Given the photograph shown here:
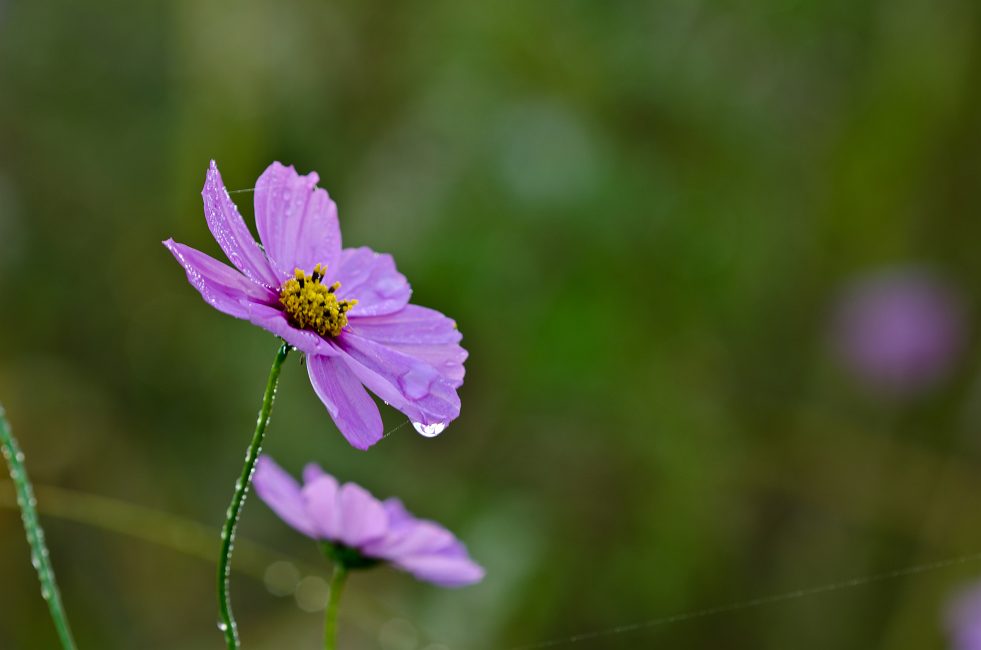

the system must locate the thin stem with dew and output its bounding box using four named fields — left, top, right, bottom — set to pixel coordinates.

left=217, top=342, right=290, bottom=649
left=0, top=405, right=77, bottom=650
